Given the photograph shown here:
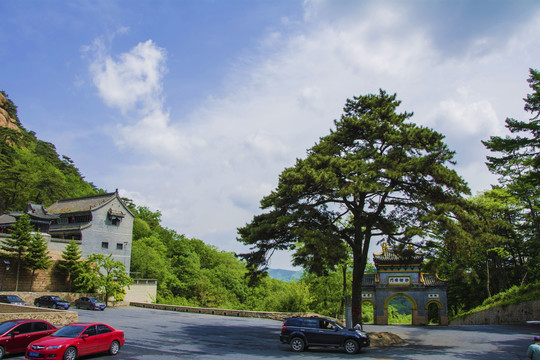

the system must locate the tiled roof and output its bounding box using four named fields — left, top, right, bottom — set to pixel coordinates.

left=46, top=193, right=116, bottom=214
left=373, top=248, right=424, bottom=266
left=24, top=203, right=58, bottom=220
left=25, top=203, right=47, bottom=216
left=0, top=214, right=16, bottom=225
left=422, top=274, right=447, bottom=287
